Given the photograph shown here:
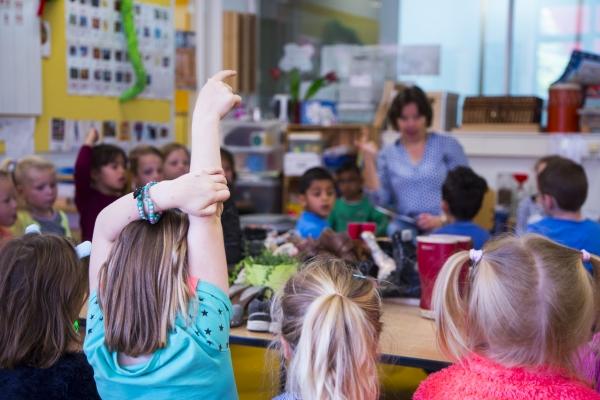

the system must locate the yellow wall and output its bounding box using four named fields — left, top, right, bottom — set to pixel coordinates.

left=37, top=0, right=173, bottom=152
